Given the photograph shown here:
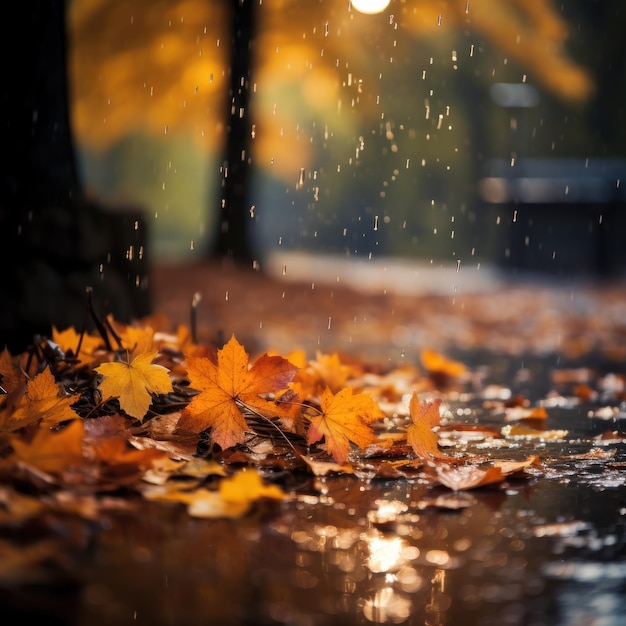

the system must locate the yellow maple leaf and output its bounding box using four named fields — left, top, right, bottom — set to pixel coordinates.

left=95, top=351, right=174, bottom=420
left=177, top=334, right=299, bottom=450
left=11, top=420, right=85, bottom=475
left=406, top=393, right=448, bottom=460
left=307, top=386, right=384, bottom=464
left=9, top=367, right=80, bottom=428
